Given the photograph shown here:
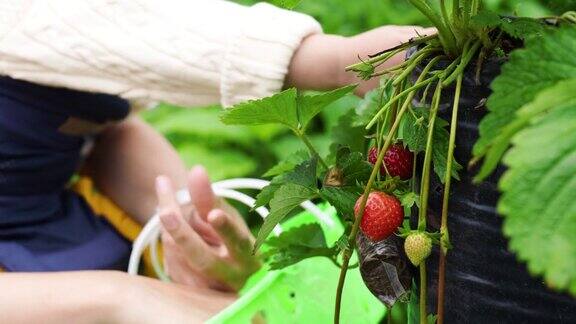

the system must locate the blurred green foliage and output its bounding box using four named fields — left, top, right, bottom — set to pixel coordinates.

left=141, top=0, right=551, bottom=181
